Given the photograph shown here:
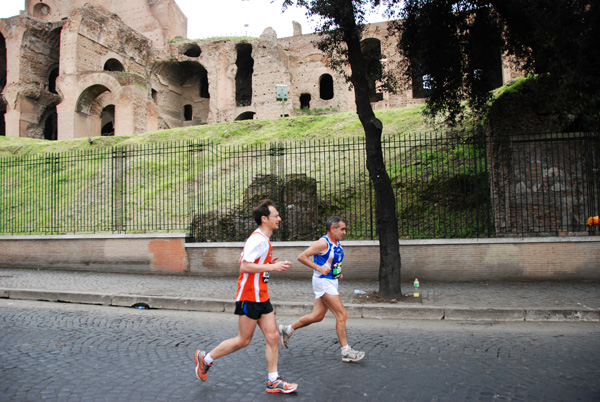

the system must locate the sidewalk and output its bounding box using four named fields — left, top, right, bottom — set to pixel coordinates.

left=1, top=268, right=599, bottom=322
